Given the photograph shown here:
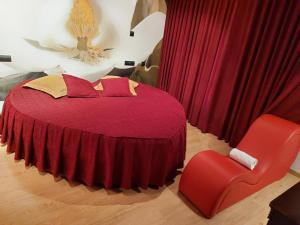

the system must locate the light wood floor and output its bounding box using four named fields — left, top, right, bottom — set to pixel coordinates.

left=0, top=124, right=299, bottom=225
